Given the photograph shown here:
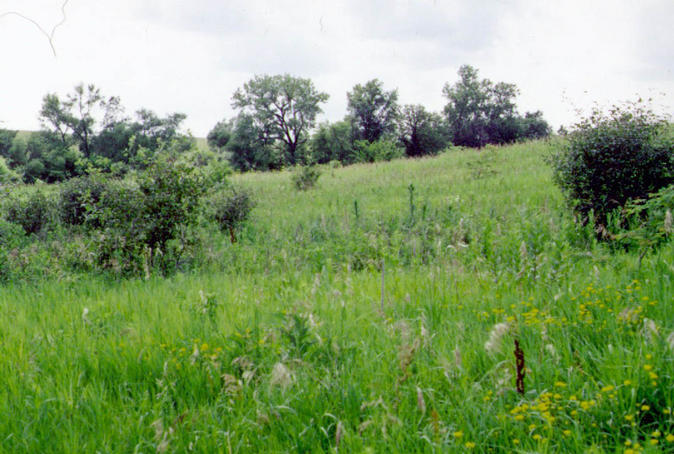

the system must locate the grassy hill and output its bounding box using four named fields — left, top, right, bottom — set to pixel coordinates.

left=0, top=141, right=672, bottom=452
